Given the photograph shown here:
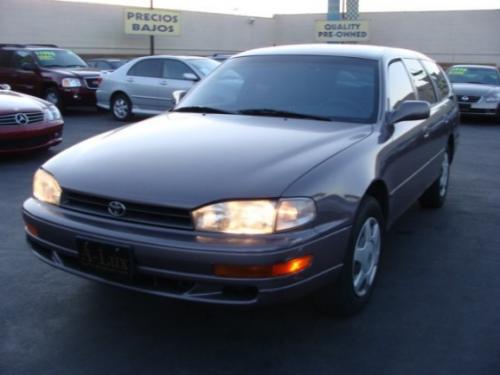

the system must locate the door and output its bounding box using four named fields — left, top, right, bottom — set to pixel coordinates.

left=124, top=58, right=165, bottom=112
left=156, top=59, right=198, bottom=110
left=10, top=51, right=39, bottom=96
left=379, top=59, right=433, bottom=221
